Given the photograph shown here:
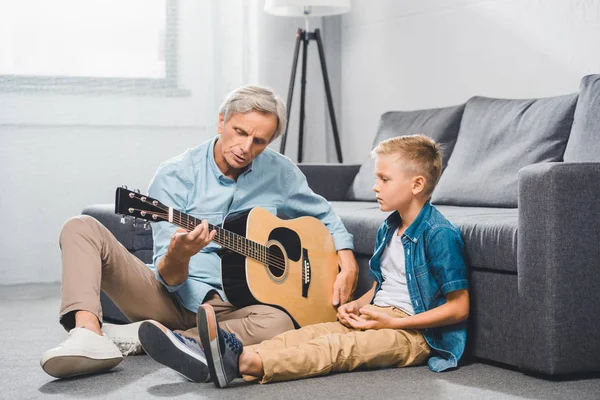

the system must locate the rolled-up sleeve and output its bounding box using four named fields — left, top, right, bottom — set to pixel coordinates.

left=281, top=164, right=354, bottom=251
left=147, top=162, right=191, bottom=292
